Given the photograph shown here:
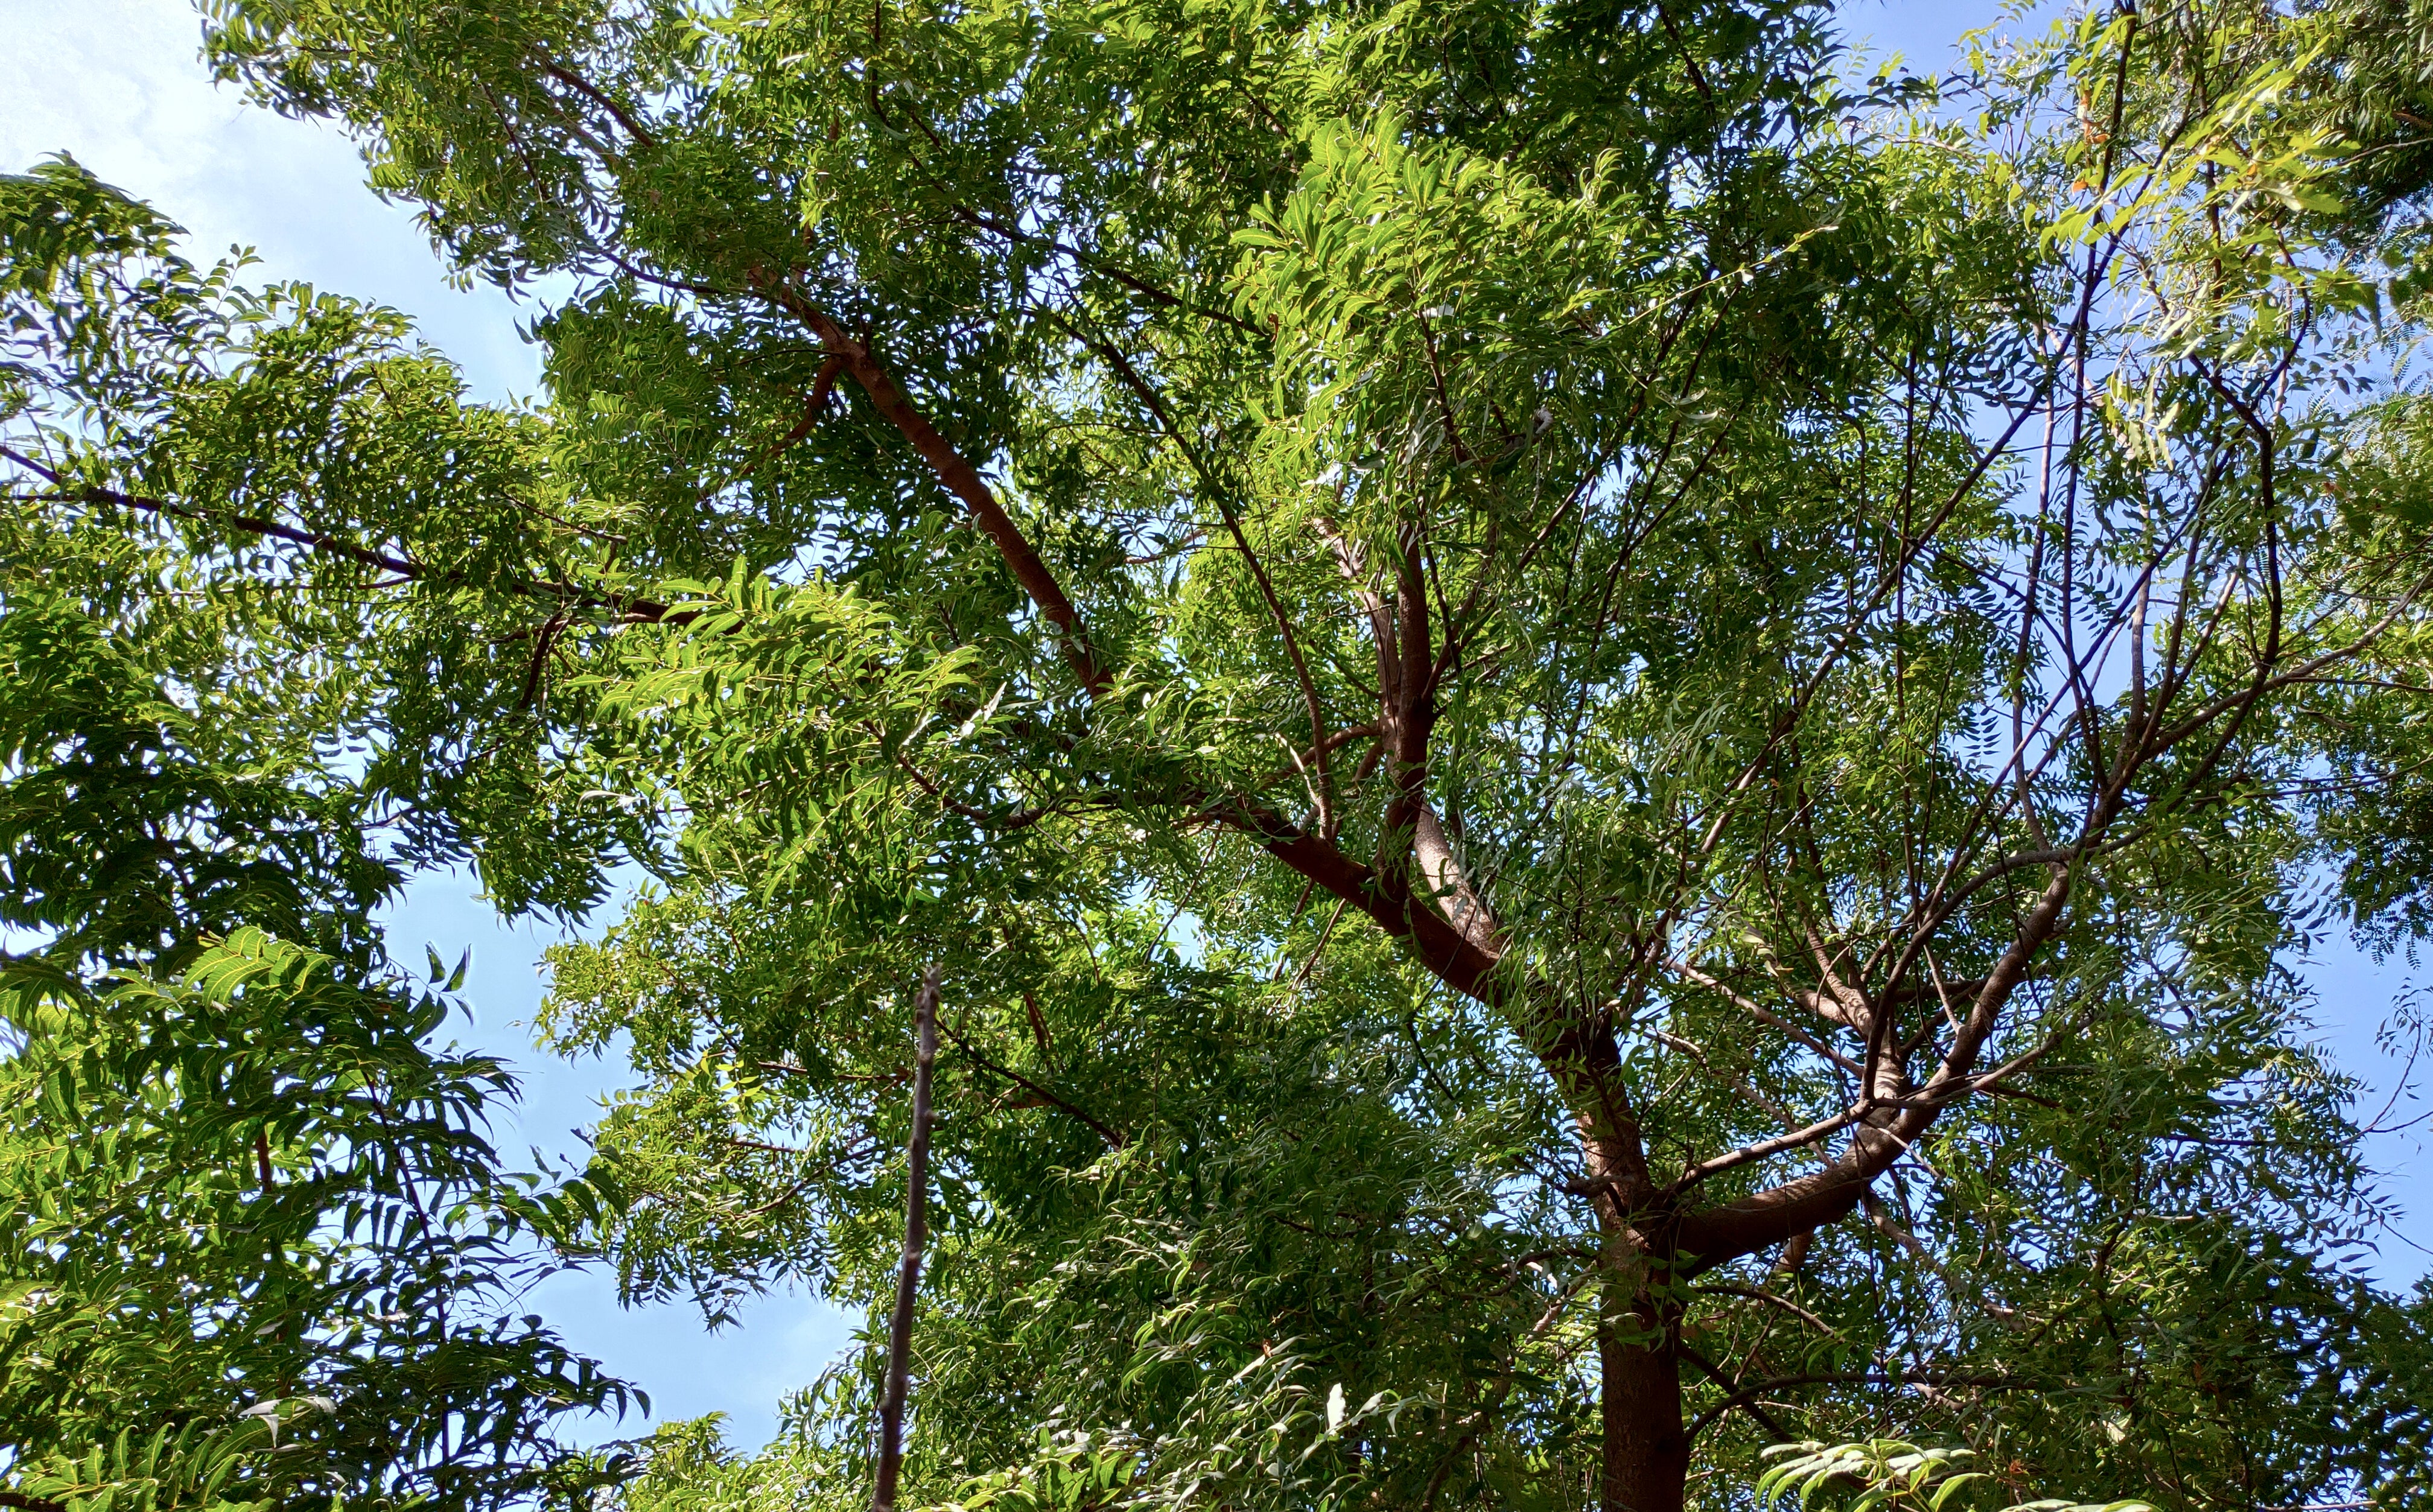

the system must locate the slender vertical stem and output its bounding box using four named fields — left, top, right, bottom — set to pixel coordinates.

left=874, top=965, right=941, bottom=1512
